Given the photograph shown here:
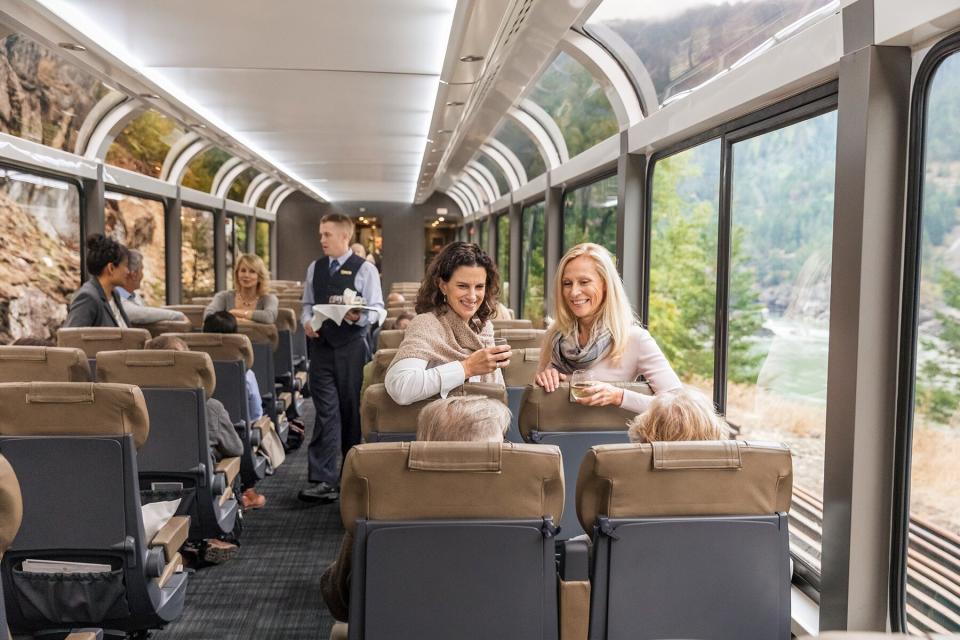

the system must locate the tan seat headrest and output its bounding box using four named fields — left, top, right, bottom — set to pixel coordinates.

left=56, top=327, right=151, bottom=358
left=361, top=382, right=508, bottom=440
left=0, top=346, right=91, bottom=382
left=340, top=441, right=564, bottom=534
left=96, top=350, right=216, bottom=397
left=493, top=329, right=545, bottom=348
left=518, top=382, right=652, bottom=439
left=491, top=319, right=534, bottom=330
left=0, top=454, right=23, bottom=555
left=237, top=321, right=279, bottom=350
left=368, top=349, right=397, bottom=386
left=162, top=305, right=206, bottom=330
left=576, top=440, right=793, bottom=533
left=377, top=330, right=405, bottom=350
left=0, top=382, right=150, bottom=449
left=275, top=308, right=297, bottom=332
left=386, top=306, right=415, bottom=318
left=502, top=348, right=540, bottom=387
left=132, top=319, right=194, bottom=338
left=380, top=318, right=397, bottom=331
left=152, top=333, right=254, bottom=369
